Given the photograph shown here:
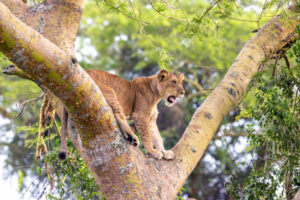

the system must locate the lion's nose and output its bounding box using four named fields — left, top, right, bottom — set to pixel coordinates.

left=180, top=91, right=185, bottom=95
